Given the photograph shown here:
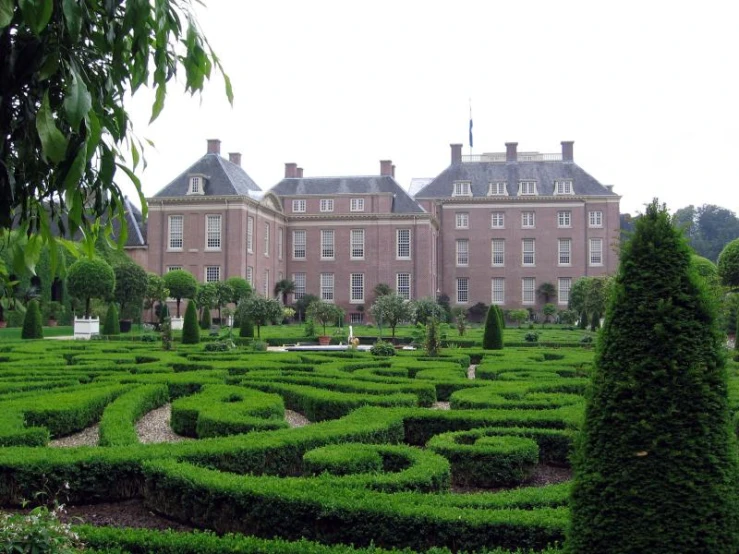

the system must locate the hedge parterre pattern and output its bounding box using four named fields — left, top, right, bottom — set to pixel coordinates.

left=1, top=340, right=736, bottom=553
